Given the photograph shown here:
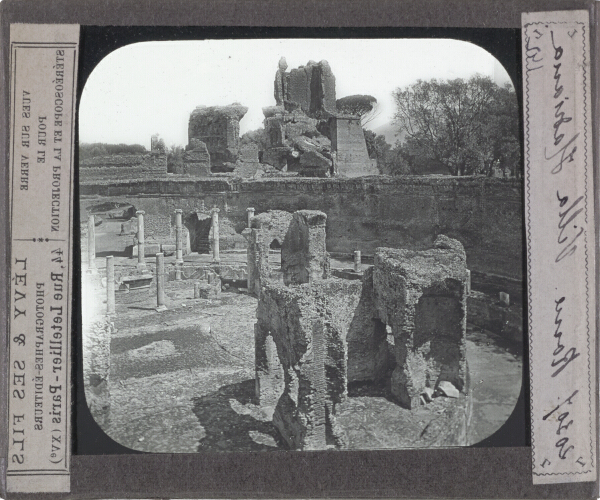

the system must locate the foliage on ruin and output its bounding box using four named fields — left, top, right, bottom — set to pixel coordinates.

left=336, top=95, right=379, bottom=125
left=392, top=76, right=520, bottom=177
left=241, top=128, right=269, bottom=152
left=166, top=145, right=185, bottom=174
left=363, top=130, right=391, bottom=173
left=79, top=142, right=148, bottom=160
